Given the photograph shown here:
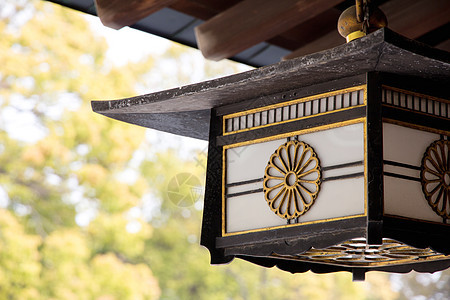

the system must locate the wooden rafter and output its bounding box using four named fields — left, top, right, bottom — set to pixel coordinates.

left=194, top=0, right=345, bottom=61
left=94, top=0, right=177, bottom=29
